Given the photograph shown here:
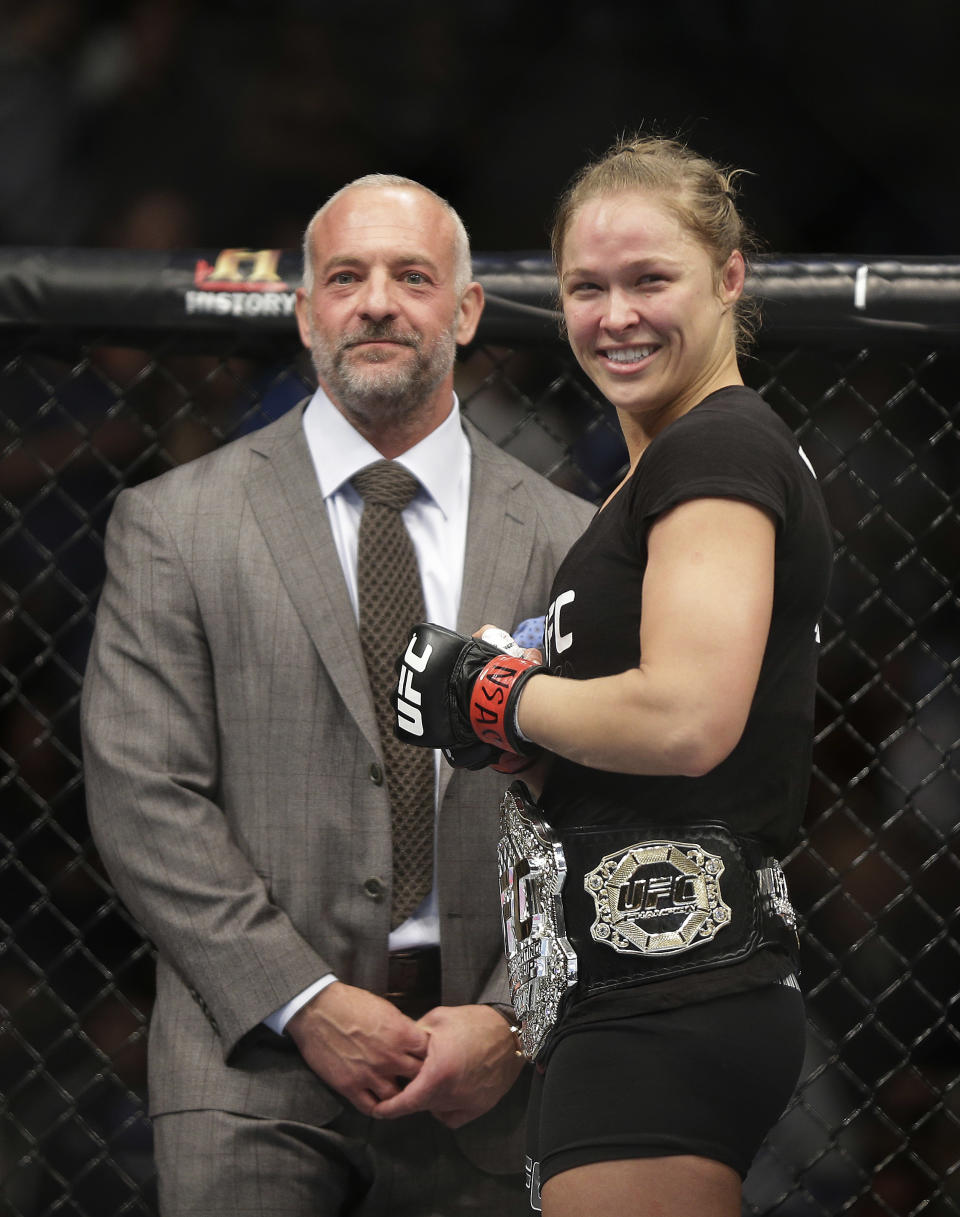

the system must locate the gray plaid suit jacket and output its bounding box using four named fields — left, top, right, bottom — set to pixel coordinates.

left=80, top=403, right=592, bottom=1170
